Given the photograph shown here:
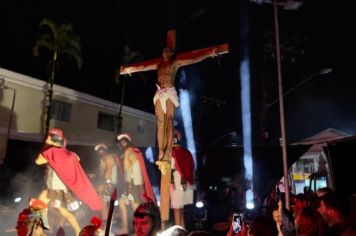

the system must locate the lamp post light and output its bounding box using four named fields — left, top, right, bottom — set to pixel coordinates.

left=271, top=1, right=334, bottom=210
left=267, top=68, right=333, bottom=108
left=251, top=0, right=320, bottom=209
left=271, top=0, right=294, bottom=210
left=0, top=78, right=17, bottom=166
left=248, top=0, right=300, bottom=210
